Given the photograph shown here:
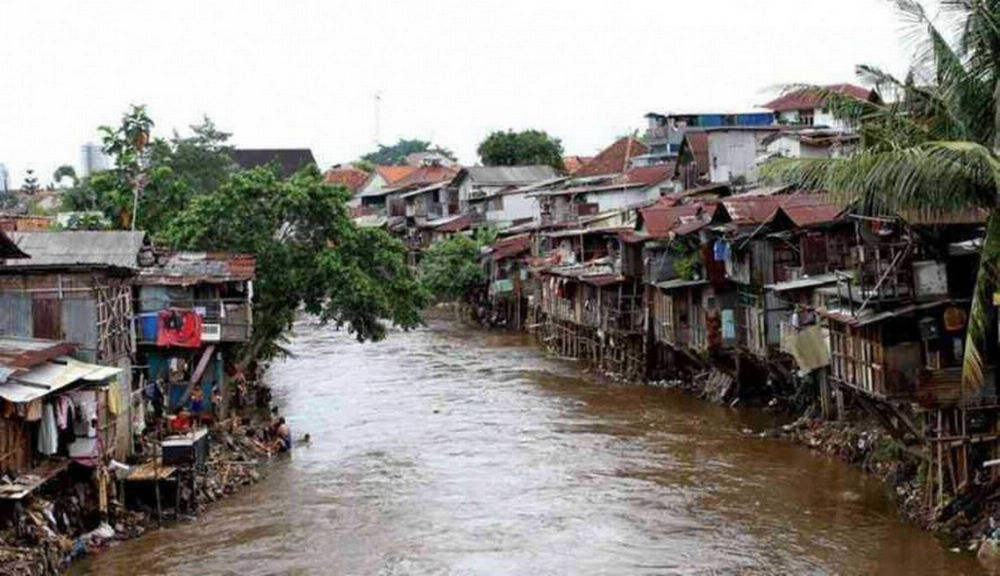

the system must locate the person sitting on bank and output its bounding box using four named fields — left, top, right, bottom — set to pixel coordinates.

left=272, top=417, right=291, bottom=453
